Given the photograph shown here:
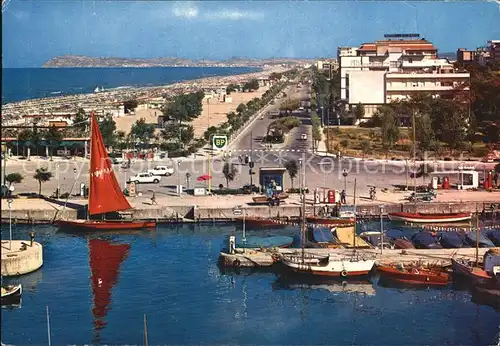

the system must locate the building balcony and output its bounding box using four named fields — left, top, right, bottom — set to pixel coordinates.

left=386, top=84, right=470, bottom=92
left=386, top=73, right=470, bottom=79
